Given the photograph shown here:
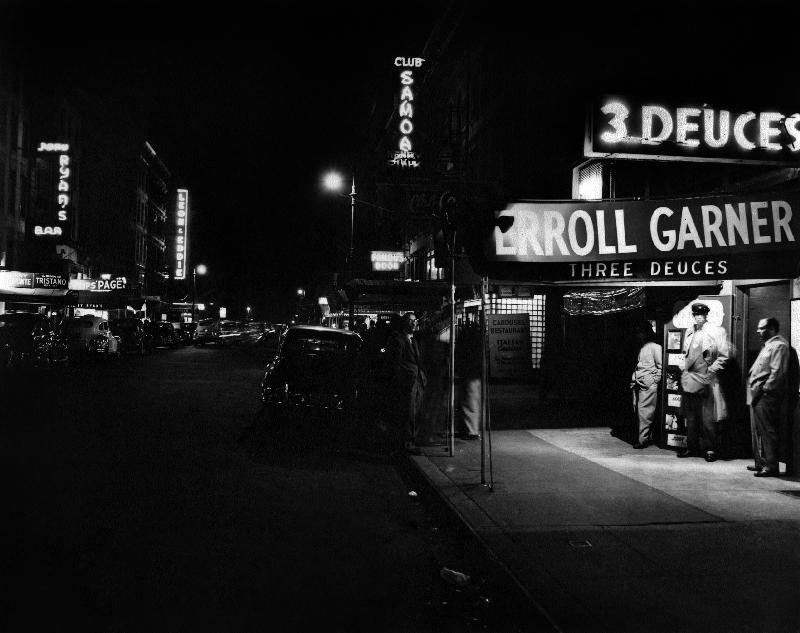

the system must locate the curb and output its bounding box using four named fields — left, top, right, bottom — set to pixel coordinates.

left=396, top=451, right=566, bottom=633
